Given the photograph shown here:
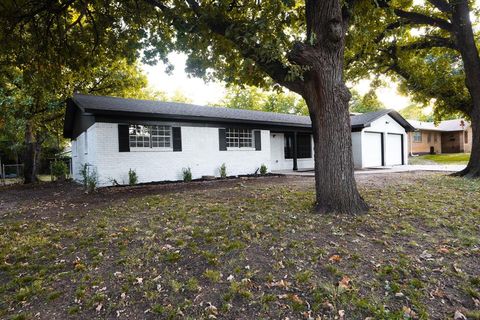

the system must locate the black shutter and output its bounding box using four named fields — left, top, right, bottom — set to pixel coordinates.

left=254, top=130, right=261, bottom=151
left=172, top=127, right=182, bottom=151
left=118, top=124, right=130, bottom=152
left=219, top=128, right=227, bottom=151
